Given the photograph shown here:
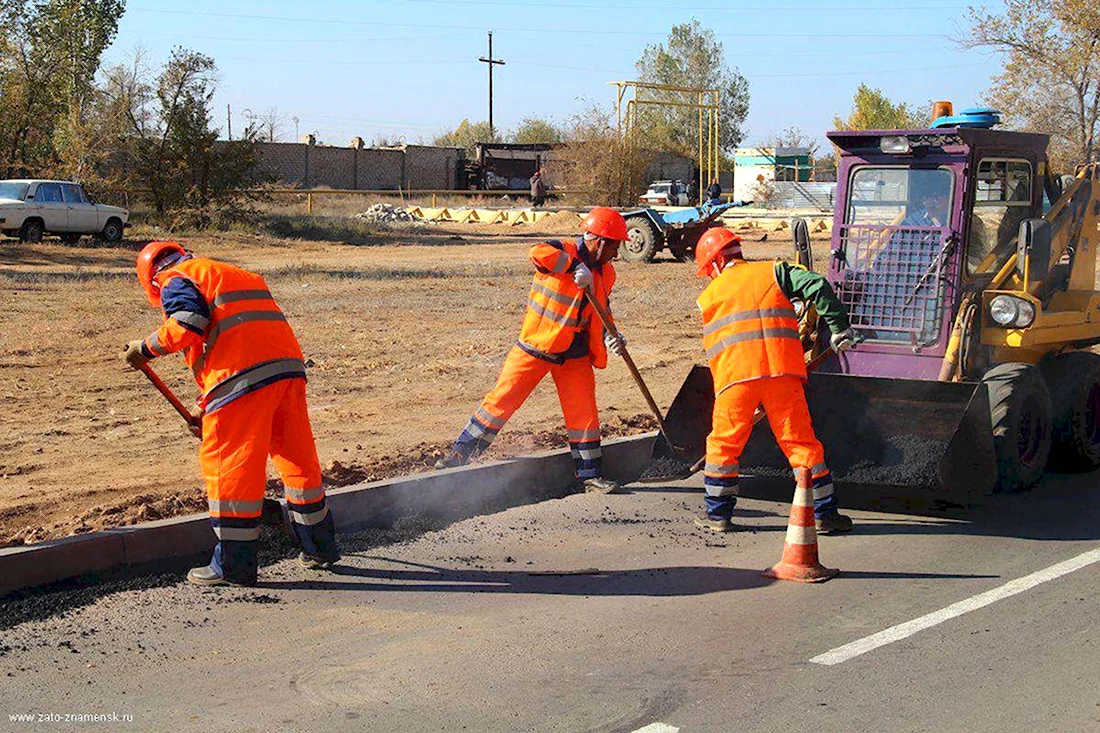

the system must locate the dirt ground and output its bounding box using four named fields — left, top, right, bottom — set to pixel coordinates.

left=0, top=219, right=808, bottom=546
